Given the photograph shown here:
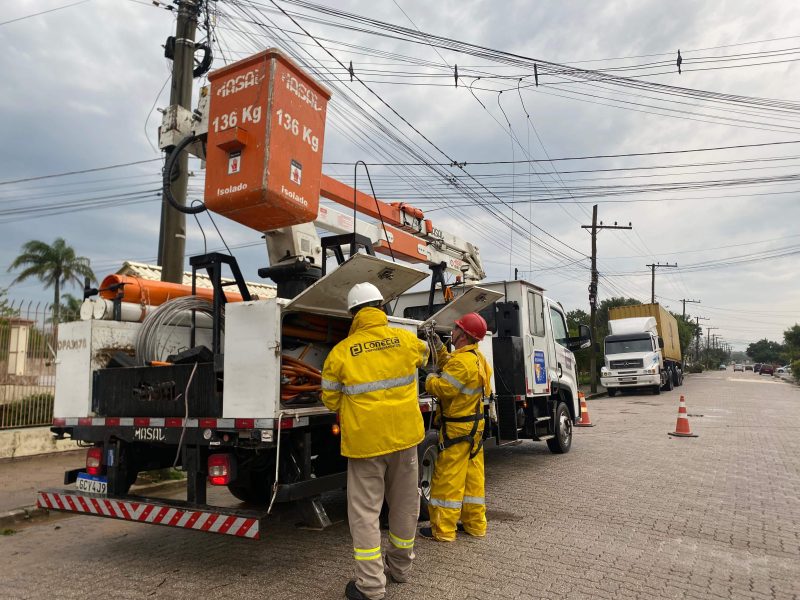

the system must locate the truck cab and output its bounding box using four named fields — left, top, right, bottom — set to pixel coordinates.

left=394, top=279, right=591, bottom=452
left=600, top=317, right=664, bottom=395
left=600, top=309, right=683, bottom=396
